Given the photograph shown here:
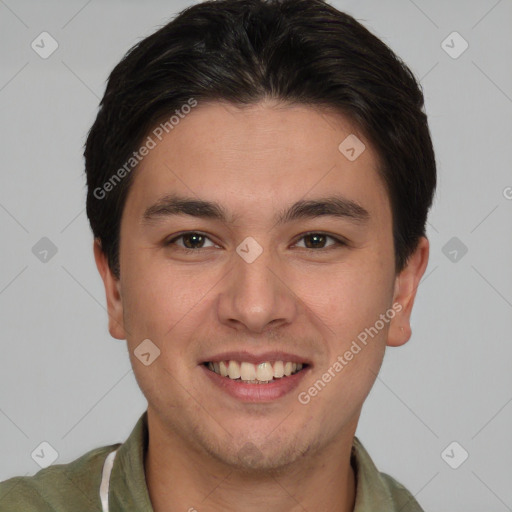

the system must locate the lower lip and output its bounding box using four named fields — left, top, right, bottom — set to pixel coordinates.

left=201, top=364, right=309, bottom=402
